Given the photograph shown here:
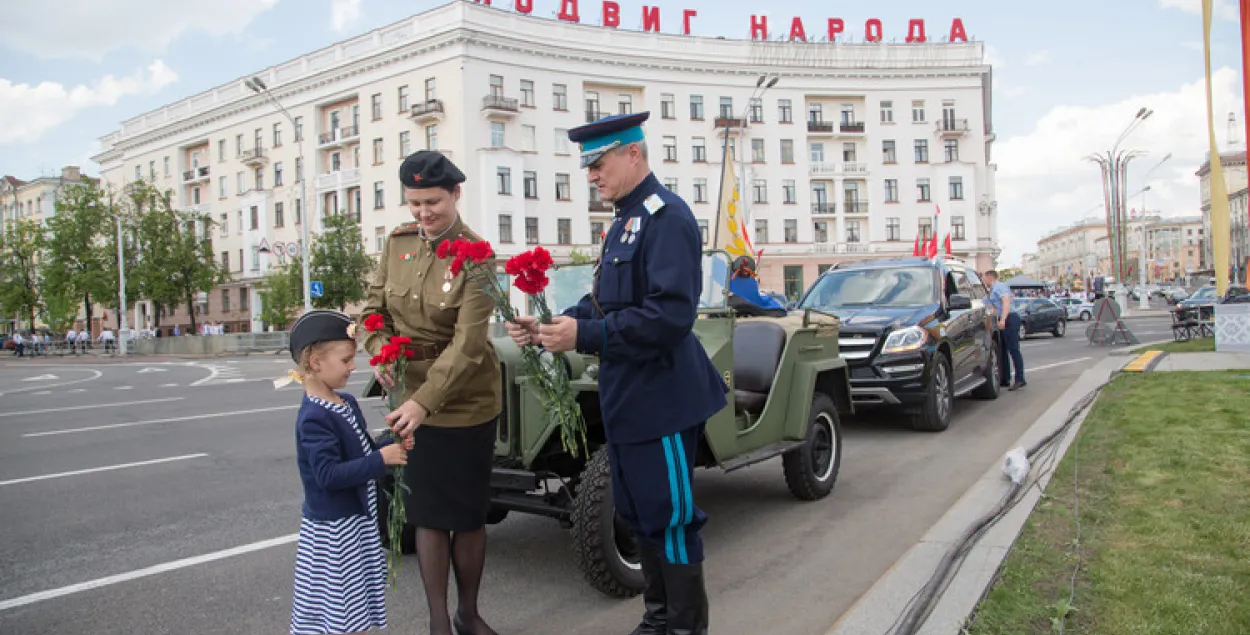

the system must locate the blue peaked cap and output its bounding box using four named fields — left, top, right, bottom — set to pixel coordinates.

left=567, top=112, right=650, bottom=168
